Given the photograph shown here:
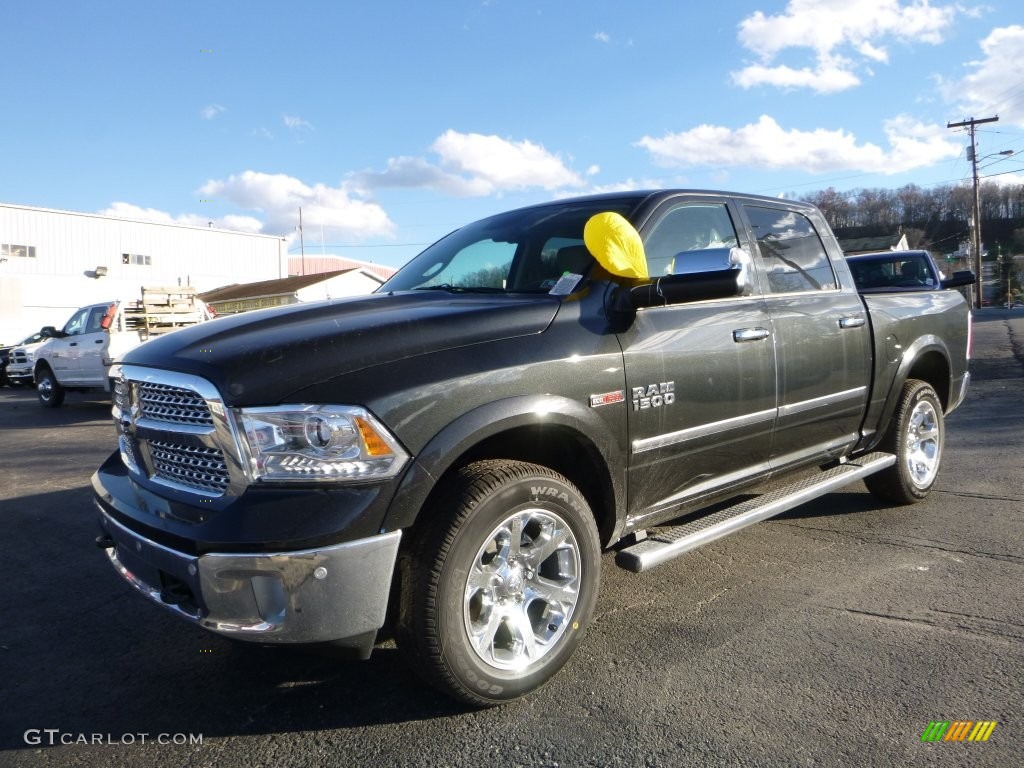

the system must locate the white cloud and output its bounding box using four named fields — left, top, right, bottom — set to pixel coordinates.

left=982, top=171, right=1024, bottom=187
left=252, top=127, right=274, bottom=140
left=583, top=178, right=676, bottom=195
left=98, top=202, right=263, bottom=233
left=636, top=114, right=960, bottom=174
left=352, top=130, right=586, bottom=196
left=732, top=0, right=961, bottom=92
left=594, top=31, right=610, bottom=43
left=199, top=171, right=394, bottom=239
left=586, top=164, right=600, bottom=176
left=949, top=25, right=1024, bottom=127
left=200, top=104, right=226, bottom=120
left=731, top=60, right=860, bottom=93
left=283, top=114, right=314, bottom=131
